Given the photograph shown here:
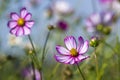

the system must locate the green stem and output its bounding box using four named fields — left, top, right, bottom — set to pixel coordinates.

left=76, top=63, right=86, bottom=80
left=94, top=47, right=99, bottom=80
left=31, top=60, right=36, bottom=80
left=41, top=31, right=50, bottom=65
left=28, top=35, right=37, bottom=55
left=28, top=35, right=42, bottom=80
